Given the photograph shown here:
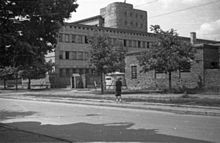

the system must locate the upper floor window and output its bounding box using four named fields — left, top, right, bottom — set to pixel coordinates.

left=147, top=42, right=150, bottom=48
left=128, top=40, right=132, bottom=47
left=84, top=36, right=88, bottom=43
left=77, top=35, right=83, bottom=43
left=140, top=23, right=143, bottom=28
left=140, top=15, right=143, bottom=19
left=65, top=51, right=69, bottom=59
left=59, top=33, right=63, bottom=42
left=77, top=51, right=83, bottom=60
left=71, top=34, right=76, bottom=43
left=72, top=51, right=77, bottom=60
left=59, top=51, right=63, bottom=59
left=123, top=39, right=127, bottom=47
left=138, top=41, right=141, bottom=48
left=65, top=34, right=69, bottom=42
